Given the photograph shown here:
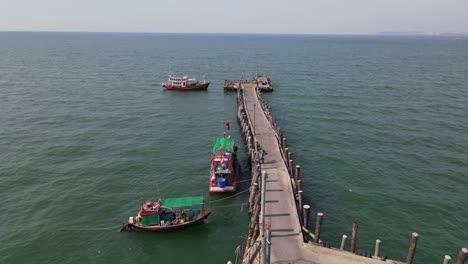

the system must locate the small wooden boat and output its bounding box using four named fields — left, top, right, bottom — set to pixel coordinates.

left=209, top=133, right=240, bottom=193
left=120, top=196, right=211, bottom=232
